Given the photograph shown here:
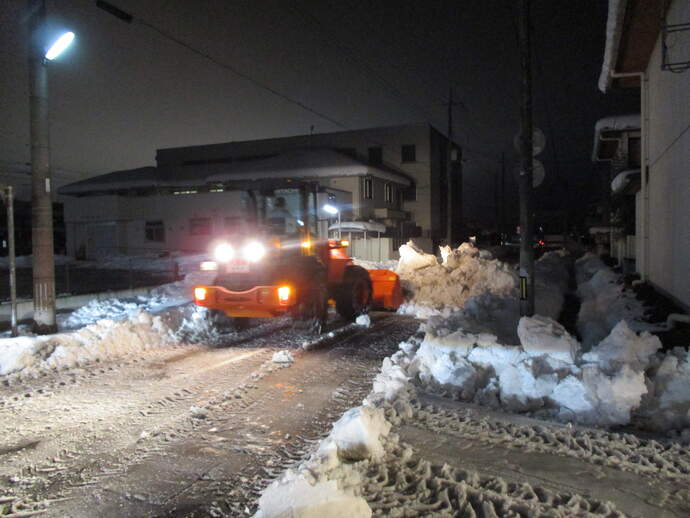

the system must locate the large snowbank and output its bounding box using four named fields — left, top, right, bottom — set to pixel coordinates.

left=395, top=242, right=517, bottom=313
left=407, top=312, right=689, bottom=429
left=0, top=310, right=175, bottom=377
left=575, top=253, right=647, bottom=348
left=394, top=243, right=571, bottom=336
